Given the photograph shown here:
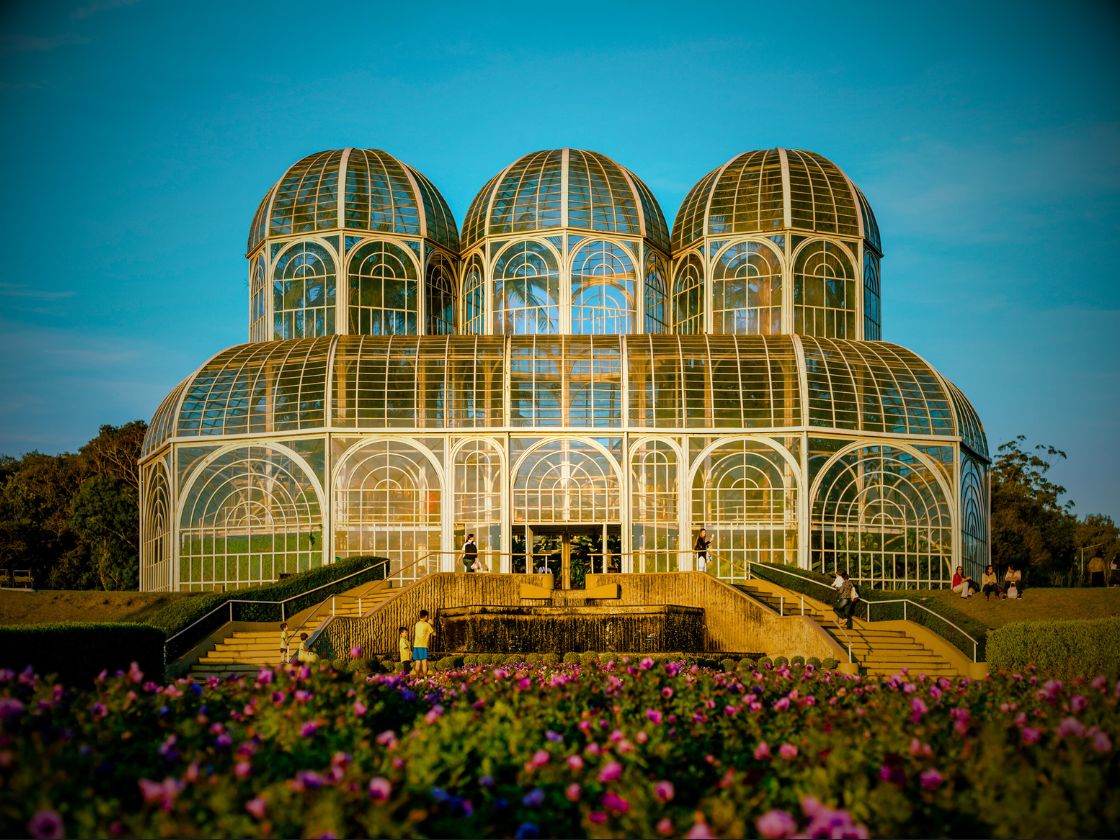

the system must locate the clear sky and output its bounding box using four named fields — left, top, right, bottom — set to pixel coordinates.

left=1, top=0, right=1117, bottom=519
